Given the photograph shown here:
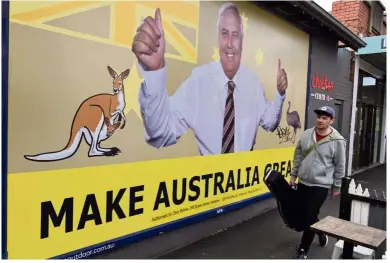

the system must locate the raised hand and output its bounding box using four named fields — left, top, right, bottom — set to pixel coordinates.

left=277, top=59, right=288, bottom=96
left=132, top=8, right=165, bottom=71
